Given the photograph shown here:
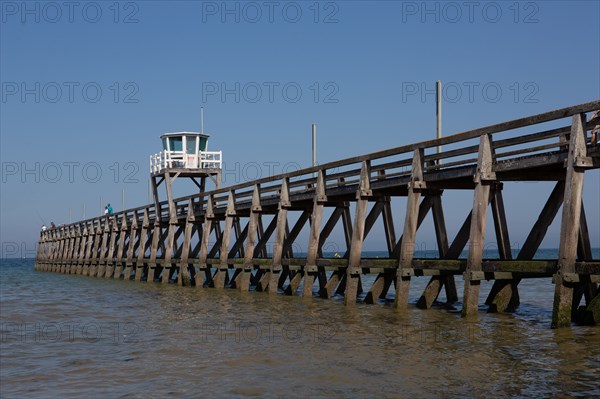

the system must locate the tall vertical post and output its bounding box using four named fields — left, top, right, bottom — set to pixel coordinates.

left=178, top=199, right=195, bottom=286
left=124, top=212, right=139, bottom=280
left=462, top=134, right=495, bottom=317
left=436, top=80, right=442, bottom=155
left=76, top=224, right=86, bottom=274
left=269, top=181, right=289, bottom=293
left=198, top=194, right=215, bottom=288
left=395, top=149, right=425, bottom=308
left=105, top=217, right=119, bottom=278
left=135, top=210, right=150, bottom=281
left=303, top=170, right=327, bottom=297
left=344, top=161, right=372, bottom=305
left=312, top=123, right=317, bottom=170
left=215, top=191, right=236, bottom=288
left=113, top=214, right=128, bottom=279
left=83, top=221, right=94, bottom=276
left=241, top=185, right=263, bottom=291
left=552, top=114, right=587, bottom=328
